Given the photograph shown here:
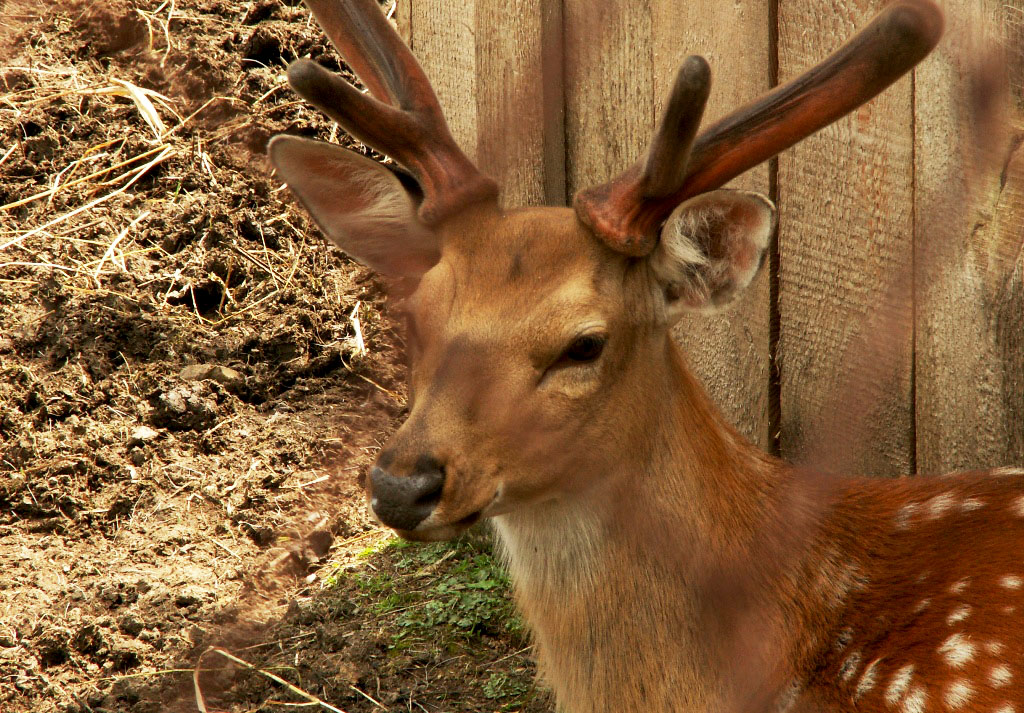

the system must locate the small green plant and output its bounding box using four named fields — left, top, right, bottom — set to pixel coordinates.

left=327, top=529, right=524, bottom=650
left=307, top=529, right=541, bottom=710
left=483, top=671, right=532, bottom=701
